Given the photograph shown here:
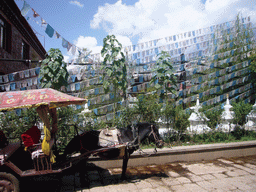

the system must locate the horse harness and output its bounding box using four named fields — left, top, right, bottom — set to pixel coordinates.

left=76, top=124, right=163, bottom=157
left=148, top=125, right=163, bottom=147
